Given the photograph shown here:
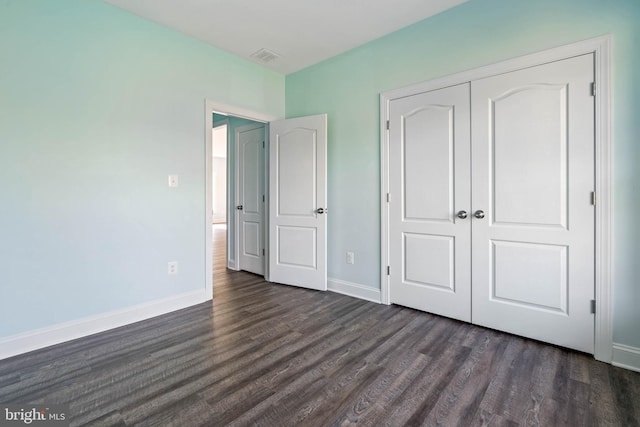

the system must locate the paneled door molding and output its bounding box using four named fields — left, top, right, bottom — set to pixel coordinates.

left=380, top=35, right=612, bottom=362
